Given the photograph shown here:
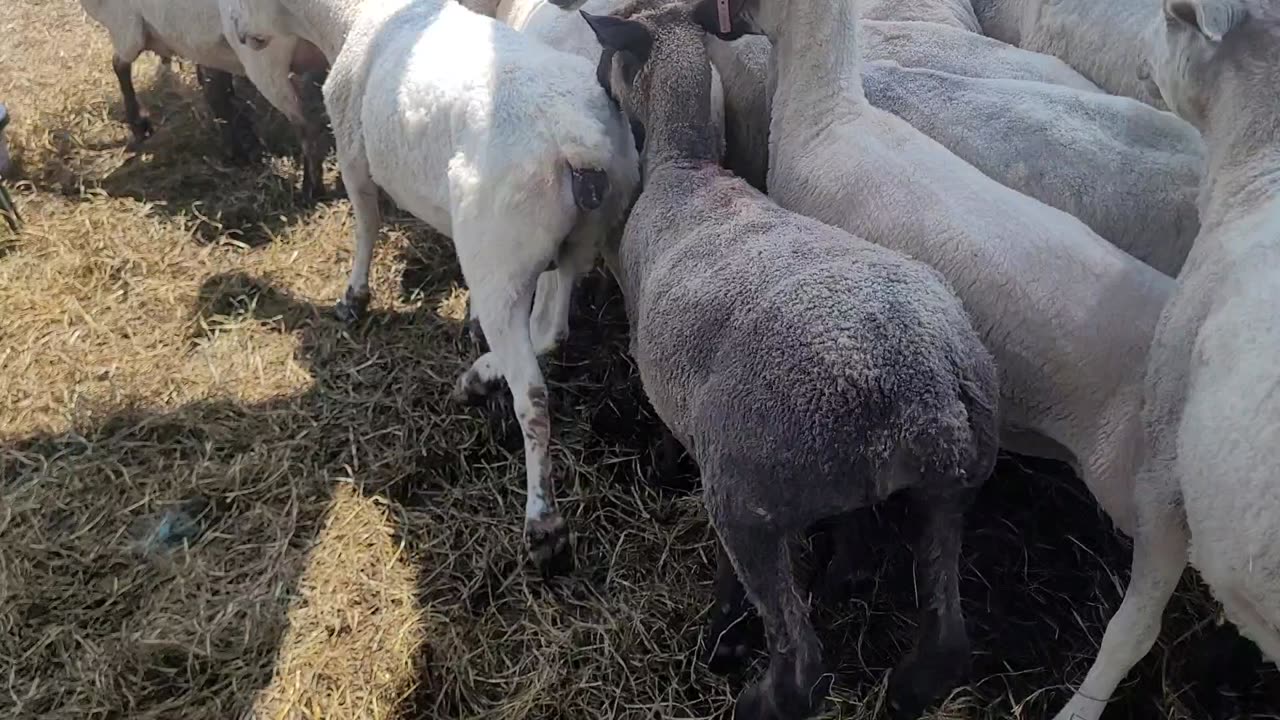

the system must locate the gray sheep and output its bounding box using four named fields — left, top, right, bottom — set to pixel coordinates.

left=579, top=4, right=1001, bottom=718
